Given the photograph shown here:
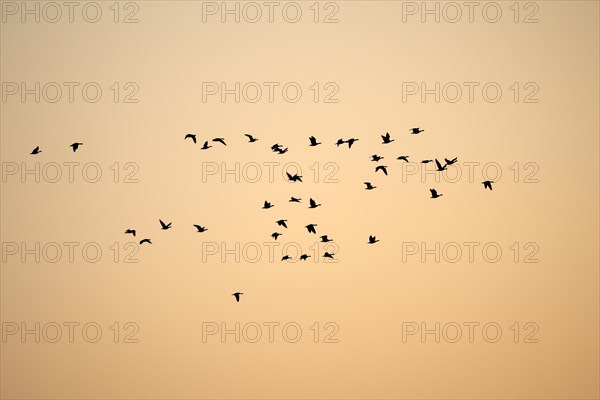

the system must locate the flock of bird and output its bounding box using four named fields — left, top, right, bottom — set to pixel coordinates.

left=28, top=128, right=495, bottom=302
